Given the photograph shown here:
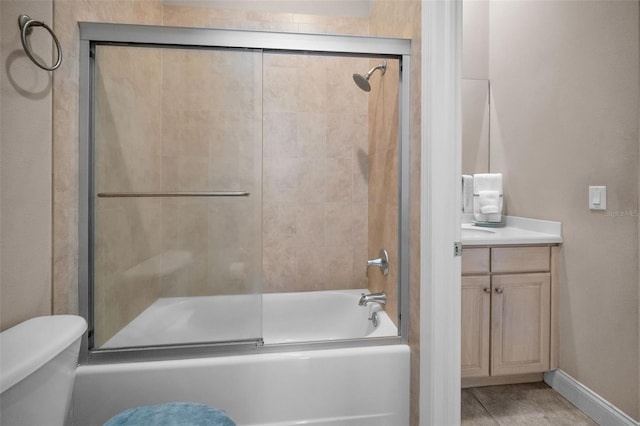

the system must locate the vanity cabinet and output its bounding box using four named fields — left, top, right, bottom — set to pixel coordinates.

left=461, top=275, right=491, bottom=377
left=461, top=246, right=557, bottom=384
